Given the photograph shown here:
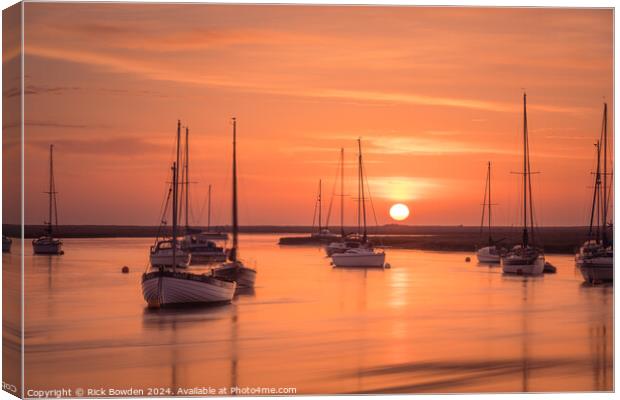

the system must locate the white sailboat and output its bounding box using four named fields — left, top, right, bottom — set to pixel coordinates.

left=178, top=128, right=228, bottom=263
left=278, top=177, right=339, bottom=245
left=310, top=180, right=340, bottom=241
left=142, top=120, right=236, bottom=308
left=576, top=103, right=613, bottom=283
left=476, top=162, right=502, bottom=263
left=325, top=148, right=370, bottom=256
left=501, top=93, right=545, bottom=275
left=200, top=184, right=229, bottom=241
left=33, top=144, right=64, bottom=255
left=331, top=139, right=385, bottom=268
left=213, top=118, right=257, bottom=288
left=149, top=121, right=191, bottom=269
